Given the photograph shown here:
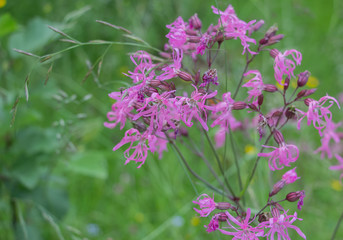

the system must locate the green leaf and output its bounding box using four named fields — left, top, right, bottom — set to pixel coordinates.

left=68, top=151, right=108, bottom=179
left=0, top=13, right=18, bottom=37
